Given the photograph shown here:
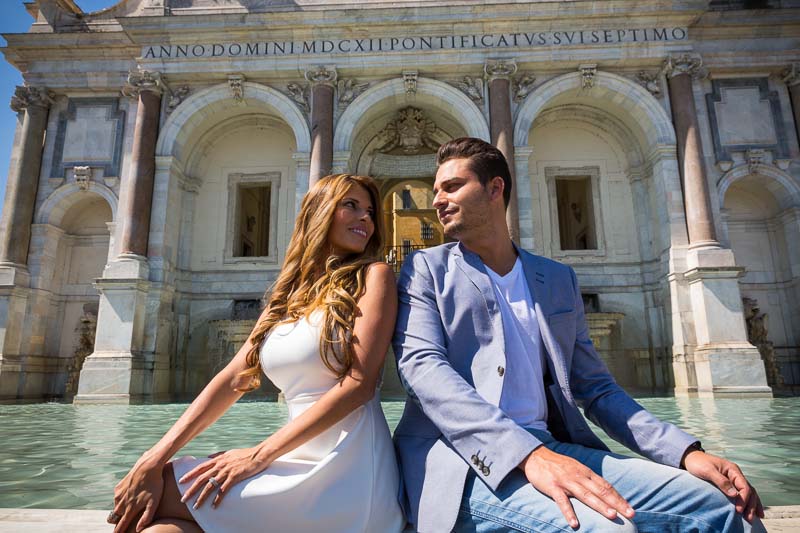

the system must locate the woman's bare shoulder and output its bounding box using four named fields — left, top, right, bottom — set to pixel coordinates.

left=364, top=260, right=395, bottom=286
